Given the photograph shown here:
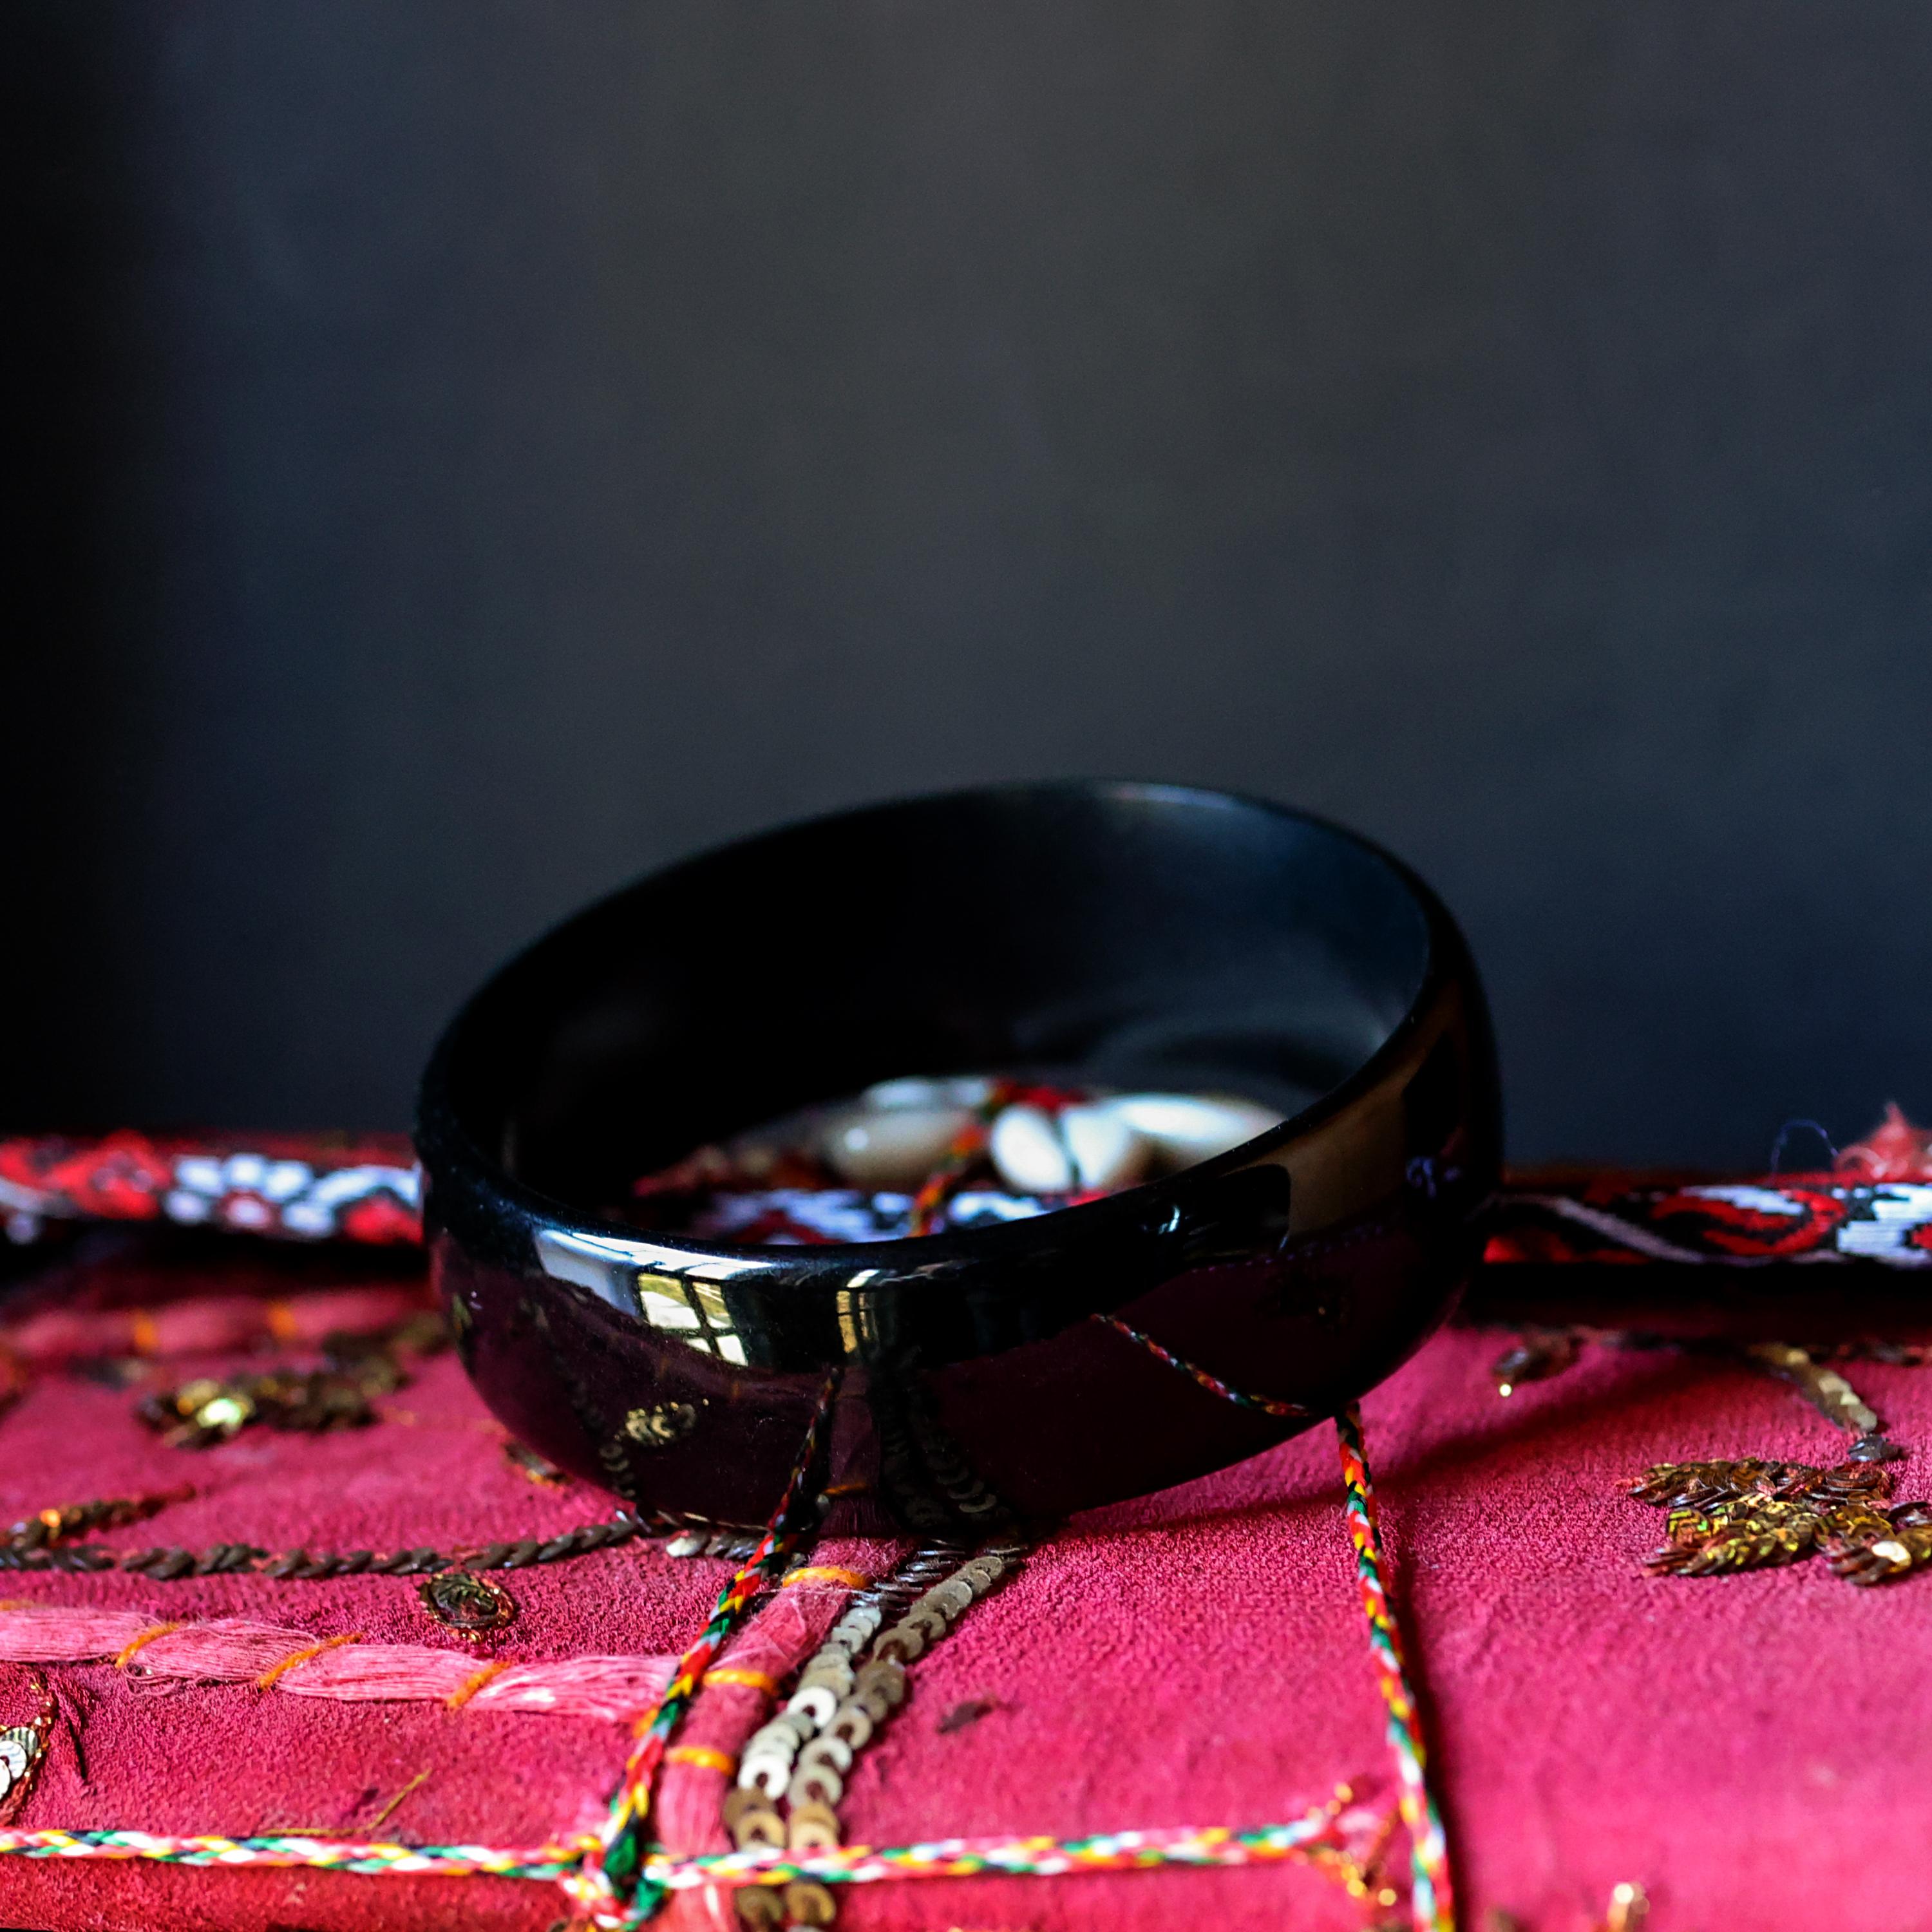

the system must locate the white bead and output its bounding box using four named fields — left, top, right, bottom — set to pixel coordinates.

left=988, top=1104, right=1075, bottom=1193
left=1103, top=1094, right=1282, bottom=1170
left=821, top=1106, right=972, bottom=1188
left=739, top=1748, right=793, bottom=1799
left=1058, top=1104, right=1151, bottom=1191
left=785, top=1682, right=842, bottom=1727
